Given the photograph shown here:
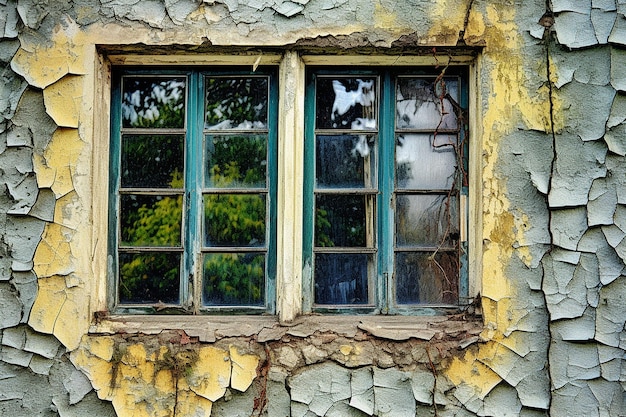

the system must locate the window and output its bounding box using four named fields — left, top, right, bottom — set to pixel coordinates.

left=303, top=68, right=469, bottom=314
left=108, top=68, right=277, bottom=314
